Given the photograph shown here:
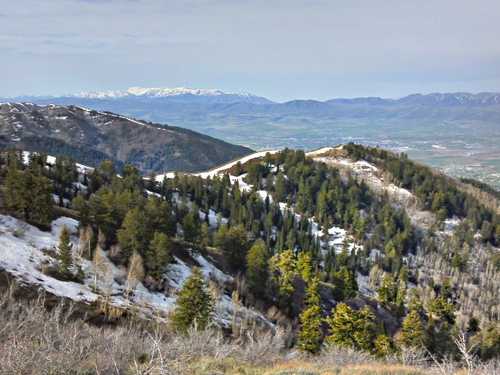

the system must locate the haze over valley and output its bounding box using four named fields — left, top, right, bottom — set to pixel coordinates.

left=8, top=89, right=500, bottom=189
